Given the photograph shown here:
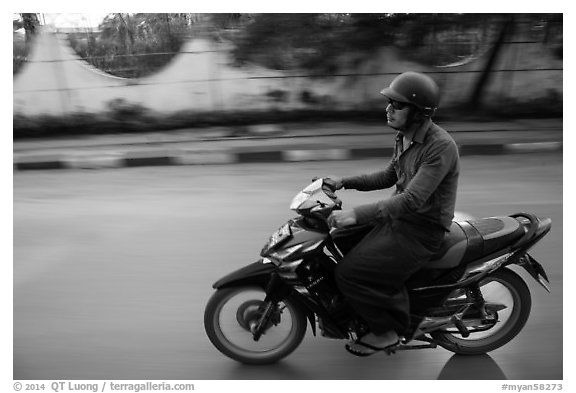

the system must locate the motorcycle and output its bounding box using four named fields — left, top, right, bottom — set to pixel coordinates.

left=204, top=178, right=551, bottom=364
